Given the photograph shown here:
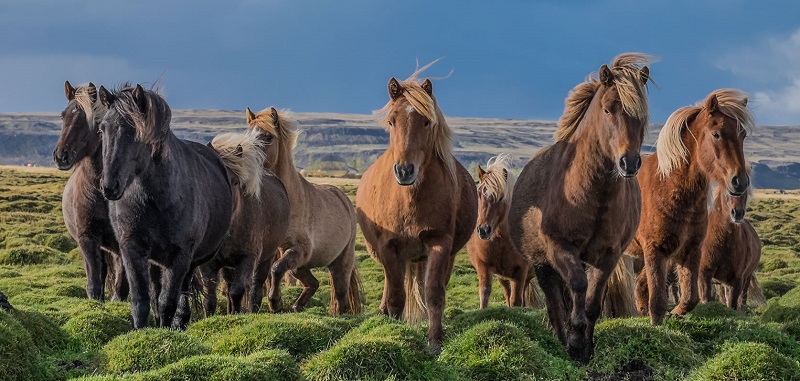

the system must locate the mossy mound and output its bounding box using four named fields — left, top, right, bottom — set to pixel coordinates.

left=715, top=320, right=800, bottom=360
left=759, top=298, right=800, bottom=323
left=211, top=312, right=353, bottom=359
left=760, top=277, right=796, bottom=299
left=63, top=308, right=132, bottom=351
left=687, top=342, right=800, bottom=381
left=43, top=234, right=77, bottom=253
left=0, top=245, right=68, bottom=265
left=184, top=313, right=255, bottom=345
left=302, top=315, right=454, bottom=381
left=446, top=307, right=565, bottom=359
left=686, top=302, right=742, bottom=319
left=439, top=320, right=582, bottom=381
left=101, top=328, right=210, bottom=374
left=779, top=319, right=800, bottom=341
left=762, top=258, right=789, bottom=272
left=50, top=283, right=87, bottom=298
left=588, top=319, right=700, bottom=380
left=0, top=311, right=41, bottom=381
left=8, top=308, right=70, bottom=354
